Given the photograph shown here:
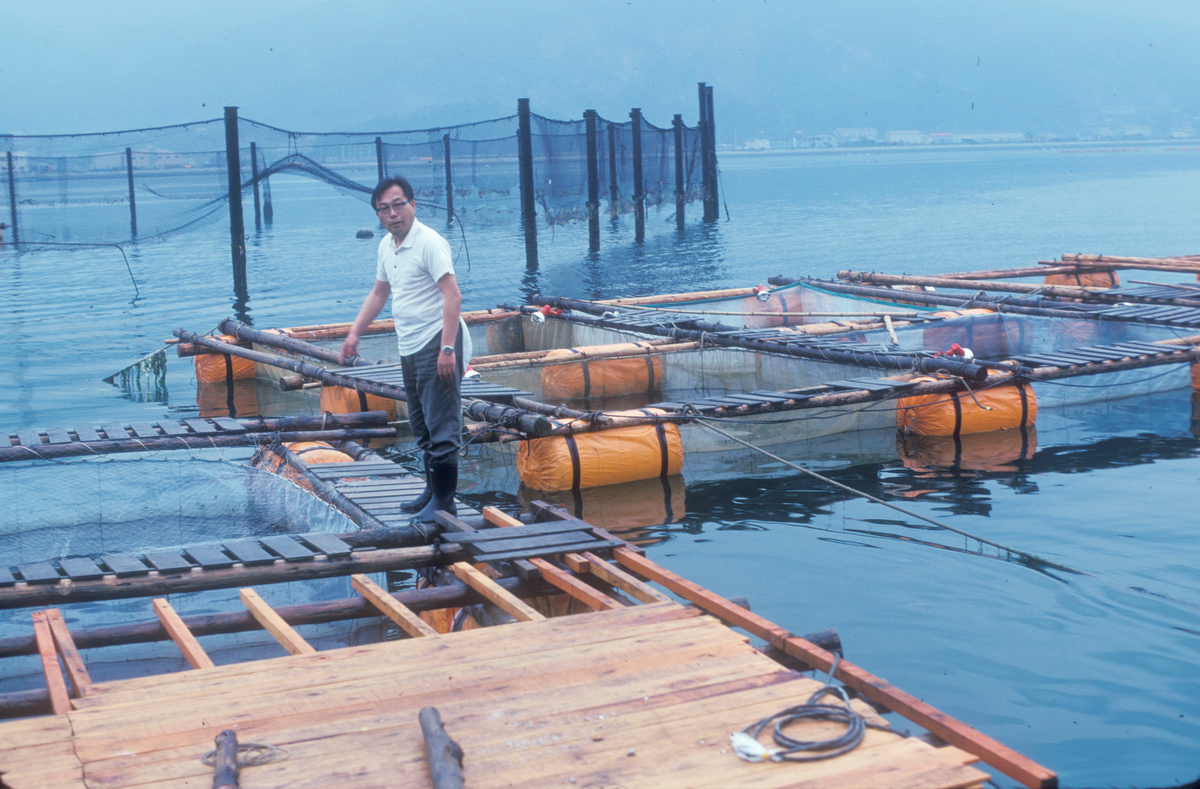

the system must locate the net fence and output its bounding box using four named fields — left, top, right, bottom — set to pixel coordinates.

left=1, top=111, right=702, bottom=247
